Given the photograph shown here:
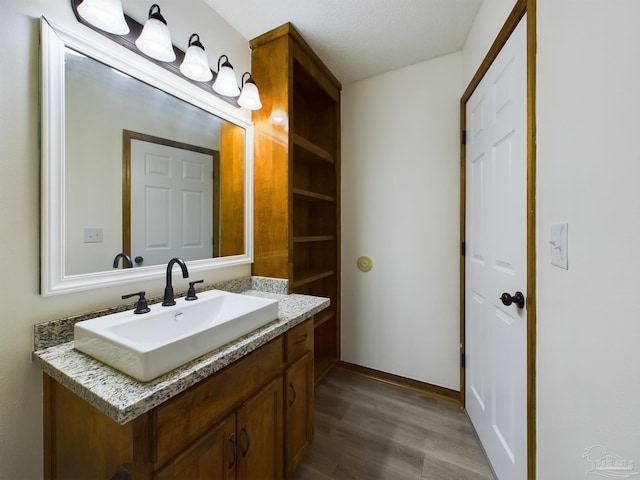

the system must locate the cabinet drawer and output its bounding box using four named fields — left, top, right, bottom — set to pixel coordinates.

left=153, top=337, right=283, bottom=467
left=285, top=318, right=313, bottom=363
